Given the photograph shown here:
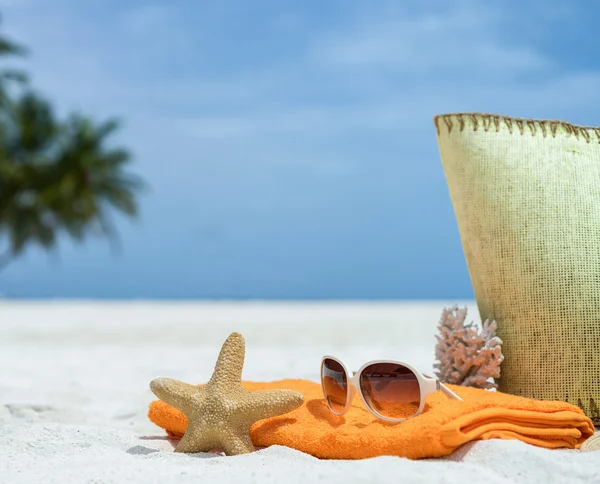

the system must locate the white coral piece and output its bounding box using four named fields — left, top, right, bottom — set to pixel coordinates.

left=433, top=305, right=504, bottom=390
